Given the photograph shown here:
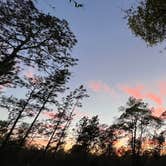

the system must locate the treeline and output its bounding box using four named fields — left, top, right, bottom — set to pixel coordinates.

left=1, top=97, right=166, bottom=166
left=0, top=0, right=88, bottom=155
